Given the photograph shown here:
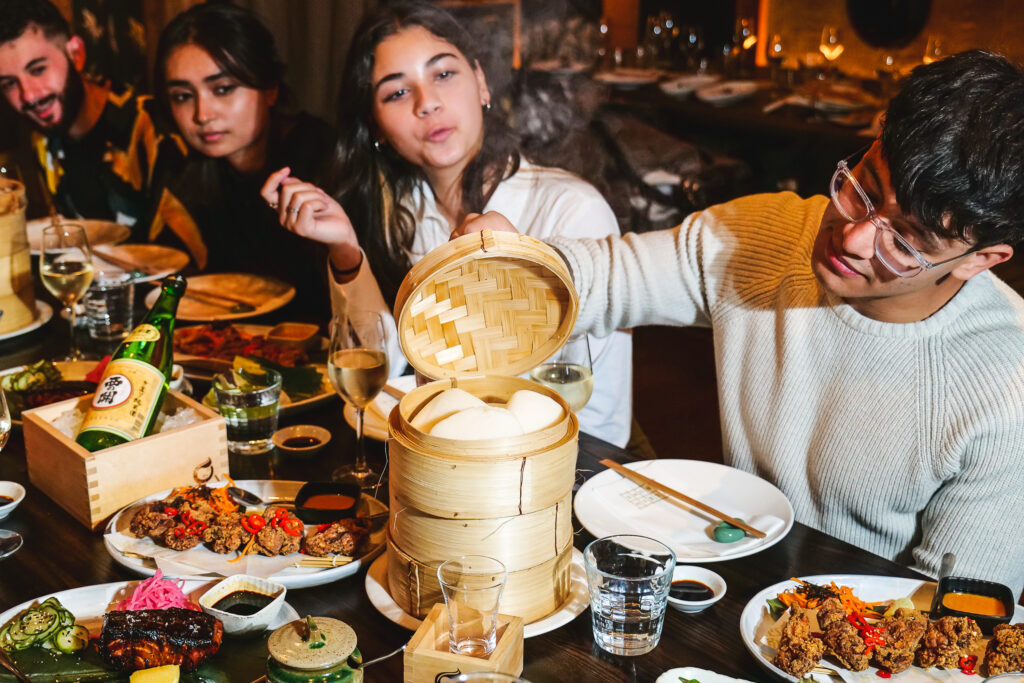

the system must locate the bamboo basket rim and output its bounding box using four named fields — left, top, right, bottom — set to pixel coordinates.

left=389, top=375, right=577, bottom=454
left=388, top=380, right=579, bottom=457
left=392, top=230, right=579, bottom=380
